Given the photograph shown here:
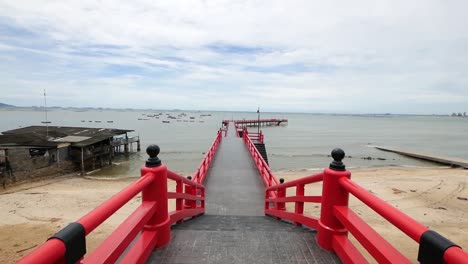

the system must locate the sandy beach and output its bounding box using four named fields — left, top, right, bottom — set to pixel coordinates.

left=1, top=167, right=467, bottom=263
